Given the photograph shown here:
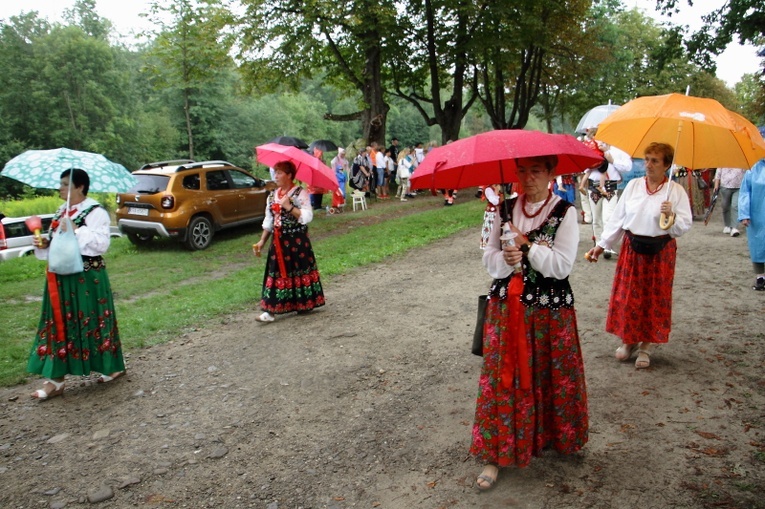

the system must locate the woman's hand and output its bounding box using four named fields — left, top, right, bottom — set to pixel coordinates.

left=279, top=194, right=294, bottom=211
left=742, top=219, right=751, bottom=227
left=33, top=236, right=49, bottom=249
left=503, top=243, right=523, bottom=268
left=660, top=201, right=674, bottom=216
left=252, top=239, right=265, bottom=257
left=585, top=246, right=604, bottom=263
